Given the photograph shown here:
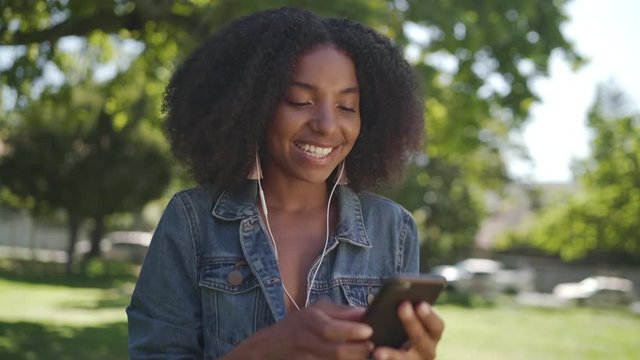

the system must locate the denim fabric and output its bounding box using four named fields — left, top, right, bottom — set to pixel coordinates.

left=127, top=182, right=419, bottom=359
